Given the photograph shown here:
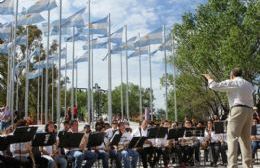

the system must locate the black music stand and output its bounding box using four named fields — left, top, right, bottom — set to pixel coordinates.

left=128, top=137, right=147, bottom=149
left=32, top=133, right=56, bottom=147
left=58, top=132, right=84, bottom=148
left=214, top=122, right=225, bottom=134
left=147, top=127, right=168, bottom=139
left=185, top=128, right=195, bottom=137
left=9, top=126, right=38, bottom=143
left=0, top=136, right=9, bottom=151
left=195, top=128, right=205, bottom=137
left=147, top=127, right=157, bottom=139
left=167, top=128, right=185, bottom=140
left=87, top=132, right=105, bottom=148
left=109, top=134, right=121, bottom=146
